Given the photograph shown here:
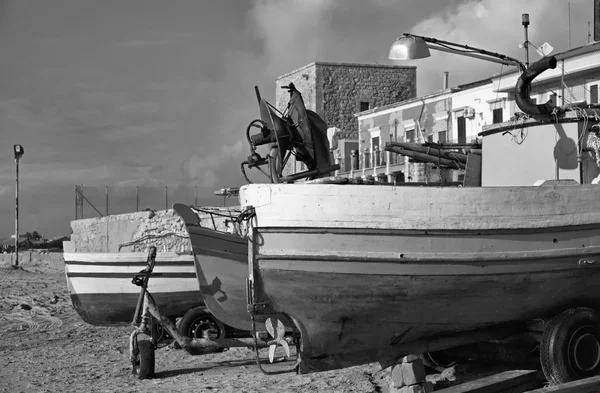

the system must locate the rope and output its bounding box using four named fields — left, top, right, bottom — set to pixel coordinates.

left=118, top=232, right=189, bottom=252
